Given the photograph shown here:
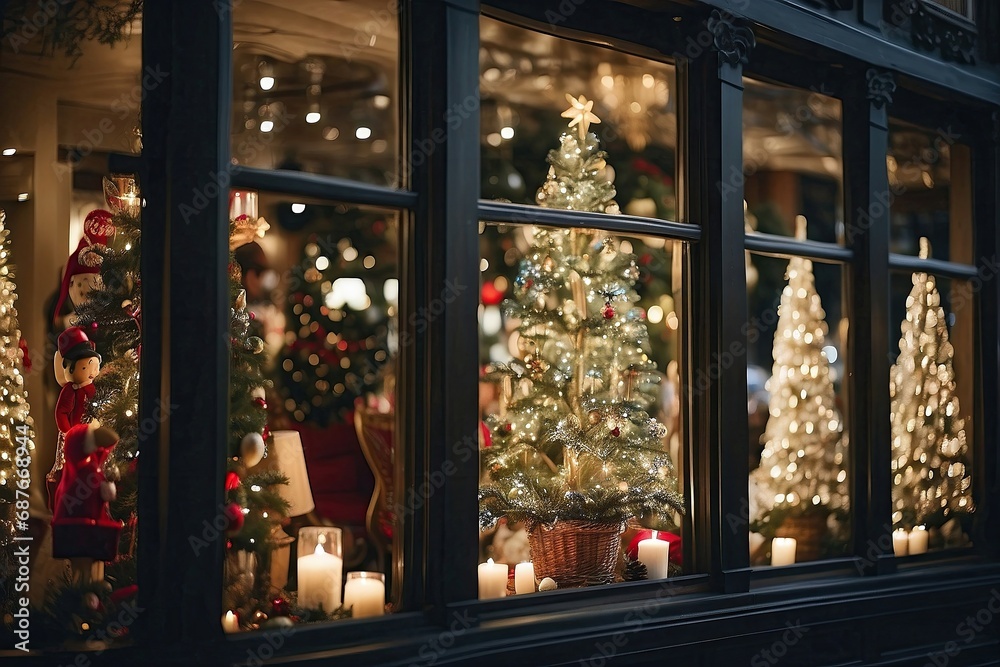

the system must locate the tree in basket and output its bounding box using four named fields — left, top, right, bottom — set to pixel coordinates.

left=890, top=237, right=973, bottom=535
left=479, top=95, right=685, bottom=588
left=749, top=217, right=849, bottom=563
